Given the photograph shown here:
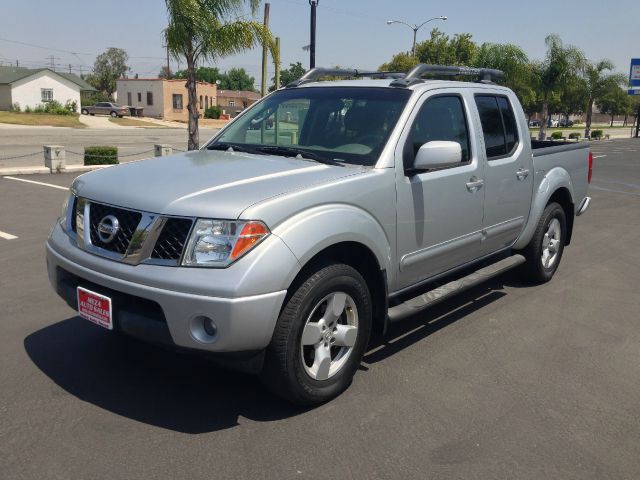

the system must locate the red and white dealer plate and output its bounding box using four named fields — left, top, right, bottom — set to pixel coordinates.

left=77, top=287, right=113, bottom=330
